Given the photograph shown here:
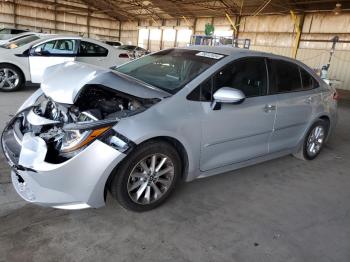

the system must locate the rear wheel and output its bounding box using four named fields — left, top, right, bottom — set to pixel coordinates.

left=0, top=65, right=24, bottom=92
left=294, top=119, right=329, bottom=160
left=110, top=141, right=181, bottom=212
